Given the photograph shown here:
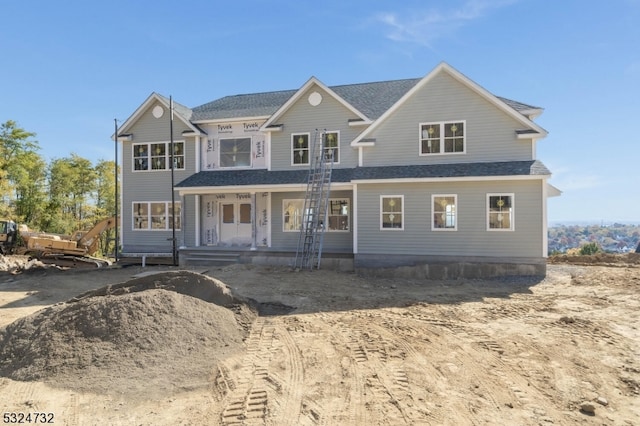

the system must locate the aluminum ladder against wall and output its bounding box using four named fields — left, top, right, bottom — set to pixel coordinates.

left=294, top=130, right=334, bottom=270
